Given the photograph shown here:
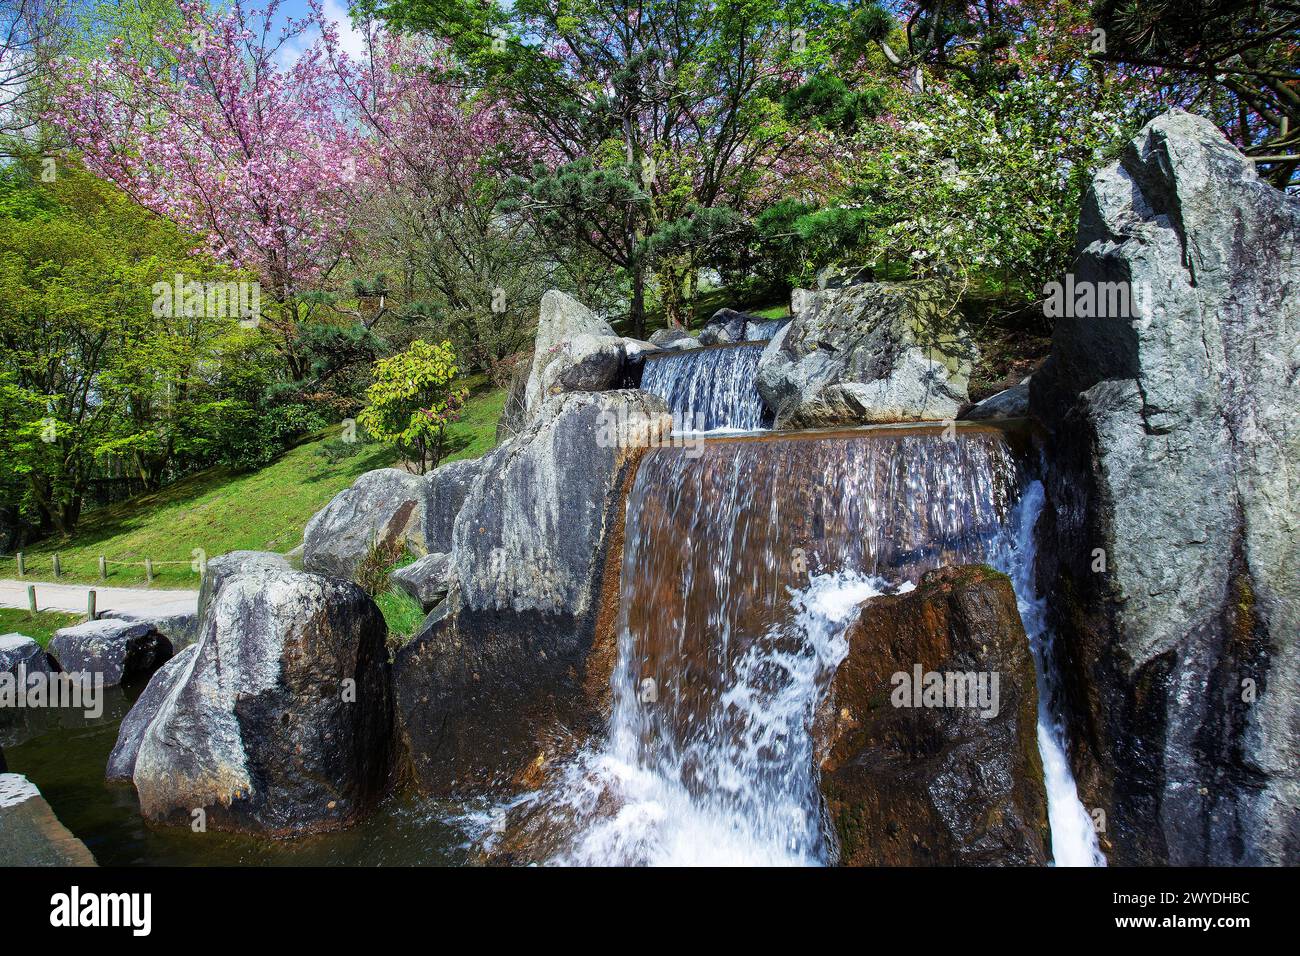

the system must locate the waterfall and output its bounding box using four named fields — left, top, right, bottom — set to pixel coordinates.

left=639, top=343, right=767, bottom=432
left=482, top=425, right=1102, bottom=866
